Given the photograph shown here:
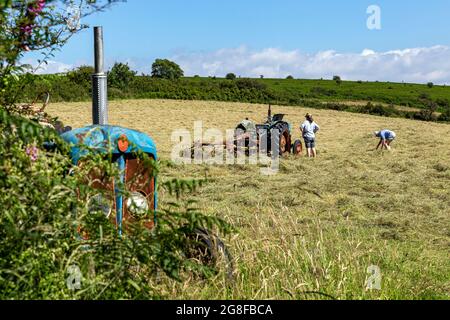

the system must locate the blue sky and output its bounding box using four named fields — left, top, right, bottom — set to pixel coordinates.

left=28, top=0, right=450, bottom=83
